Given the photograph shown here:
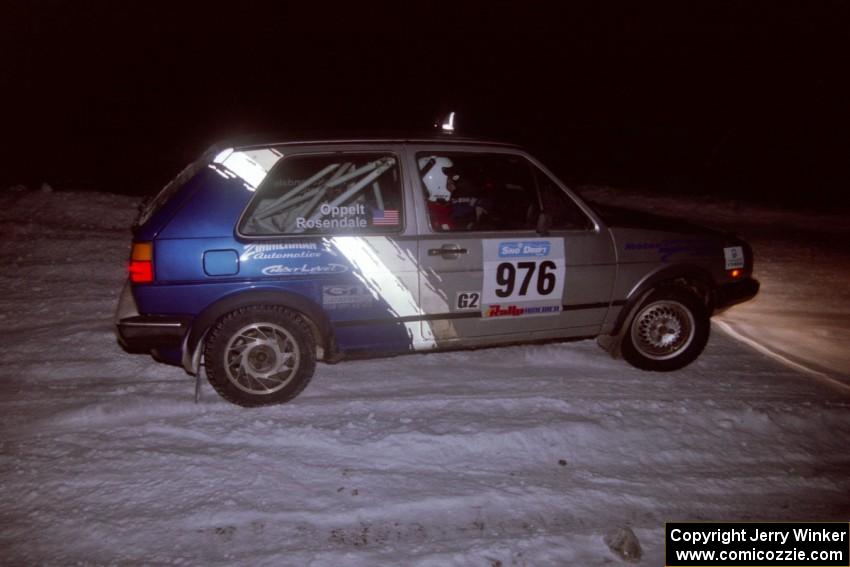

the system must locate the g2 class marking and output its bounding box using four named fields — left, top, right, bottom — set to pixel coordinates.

left=456, top=291, right=480, bottom=310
